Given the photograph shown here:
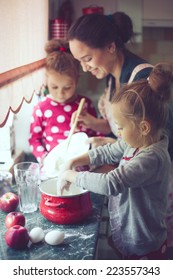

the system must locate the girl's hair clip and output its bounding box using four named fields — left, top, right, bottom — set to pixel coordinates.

left=59, top=47, right=67, bottom=52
